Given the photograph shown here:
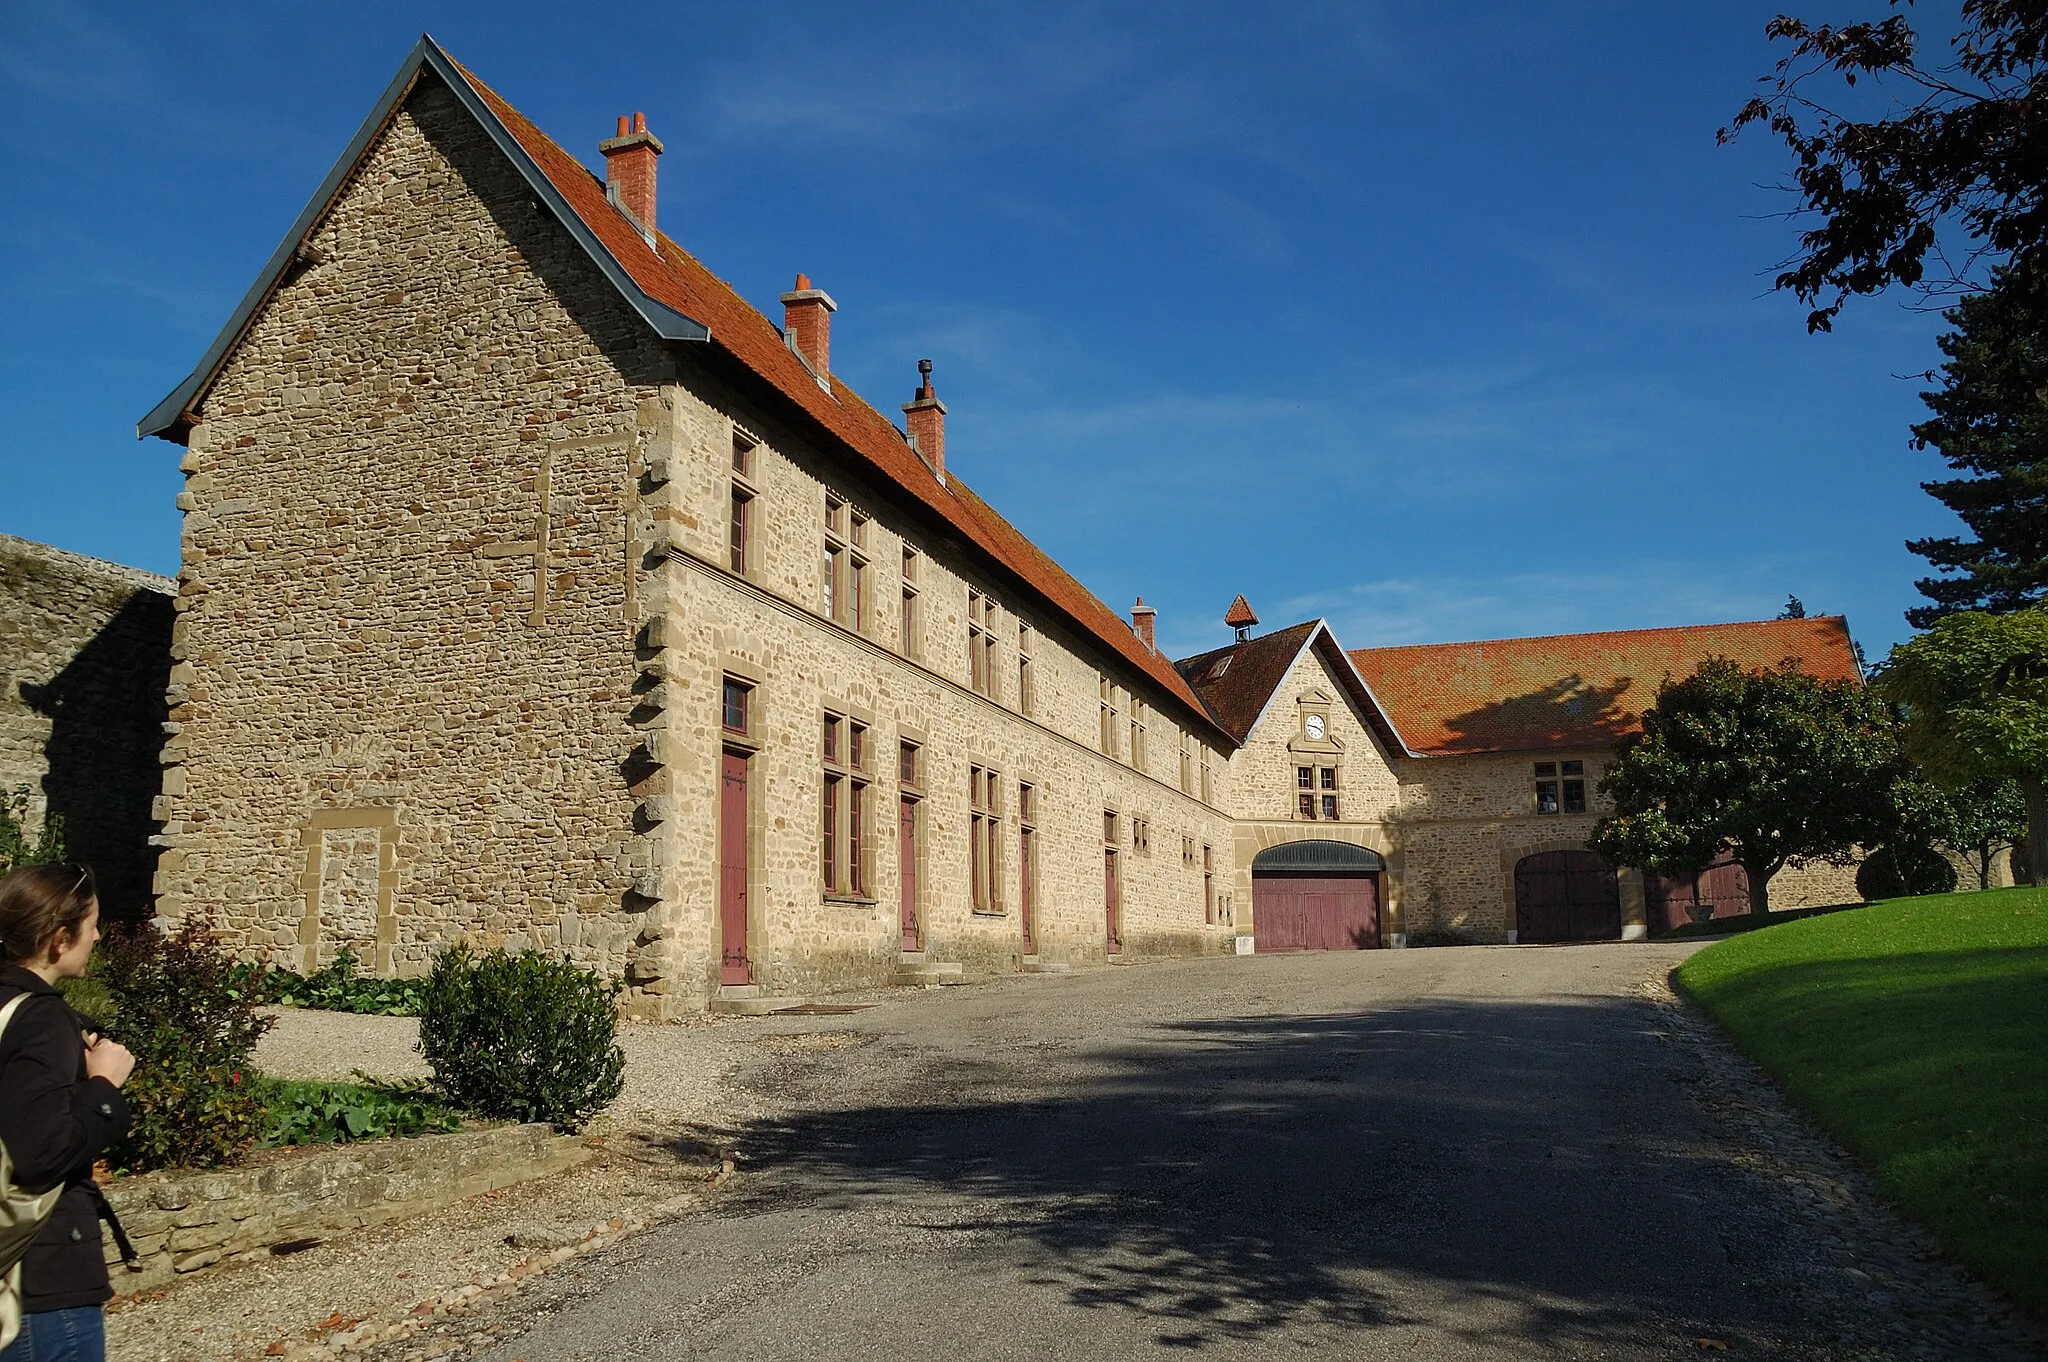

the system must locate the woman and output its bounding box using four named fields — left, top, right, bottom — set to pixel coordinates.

left=0, top=865, right=135, bottom=1362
